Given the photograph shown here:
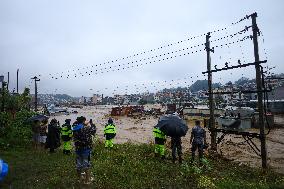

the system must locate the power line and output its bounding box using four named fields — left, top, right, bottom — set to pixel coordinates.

left=213, top=35, right=251, bottom=49
left=46, top=15, right=252, bottom=79
left=49, top=34, right=250, bottom=79
left=51, top=47, right=206, bottom=79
